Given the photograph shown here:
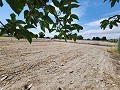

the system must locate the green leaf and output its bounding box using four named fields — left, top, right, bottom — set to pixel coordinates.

left=112, top=21, right=118, bottom=27
left=109, top=24, right=113, bottom=29
left=39, top=12, right=44, bottom=17
left=6, top=0, right=26, bottom=15
left=18, top=29, right=34, bottom=44
left=62, top=6, right=71, bottom=15
left=14, top=30, right=22, bottom=40
left=24, top=24, right=35, bottom=29
left=70, top=14, right=79, bottom=20
left=24, top=10, right=29, bottom=18
left=68, top=18, right=73, bottom=24
left=70, top=0, right=79, bottom=3
left=44, top=22, right=50, bottom=31
left=43, top=15, right=54, bottom=24
left=47, top=5, right=57, bottom=15
left=0, top=28, right=7, bottom=36
left=111, top=0, right=117, bottom=7
left=117, top=15, right=120, bottom=19
left=0, top=0, right=3, bottom=7
left=39, top=21, right=45, bottom=32
left=72, top=24, right=83, bottom=32
left=52, top=0, right=59, bottom=7
left=60, top=0, right=78, bottom=5
left=6, top=19, right=11, bottom=22
left=24, top=34, right=32, bottom=44
left=70, top=4, right=79, bottom=8
left=104, top=0, right=119, bottom=7
left=10, top=13, right=16, bottom=20
left=26, top=16, right=31, bottom=25
left=16, top=20, right=26, bottom=24
left=100, top=20, right=109, bottom=30
left=114, top=20, right=120, bottom=23
left=63, top=25, right=71, bottom=30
